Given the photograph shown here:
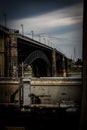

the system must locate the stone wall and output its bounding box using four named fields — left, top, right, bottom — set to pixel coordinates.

left=30, top=77, right=82, bottom=104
